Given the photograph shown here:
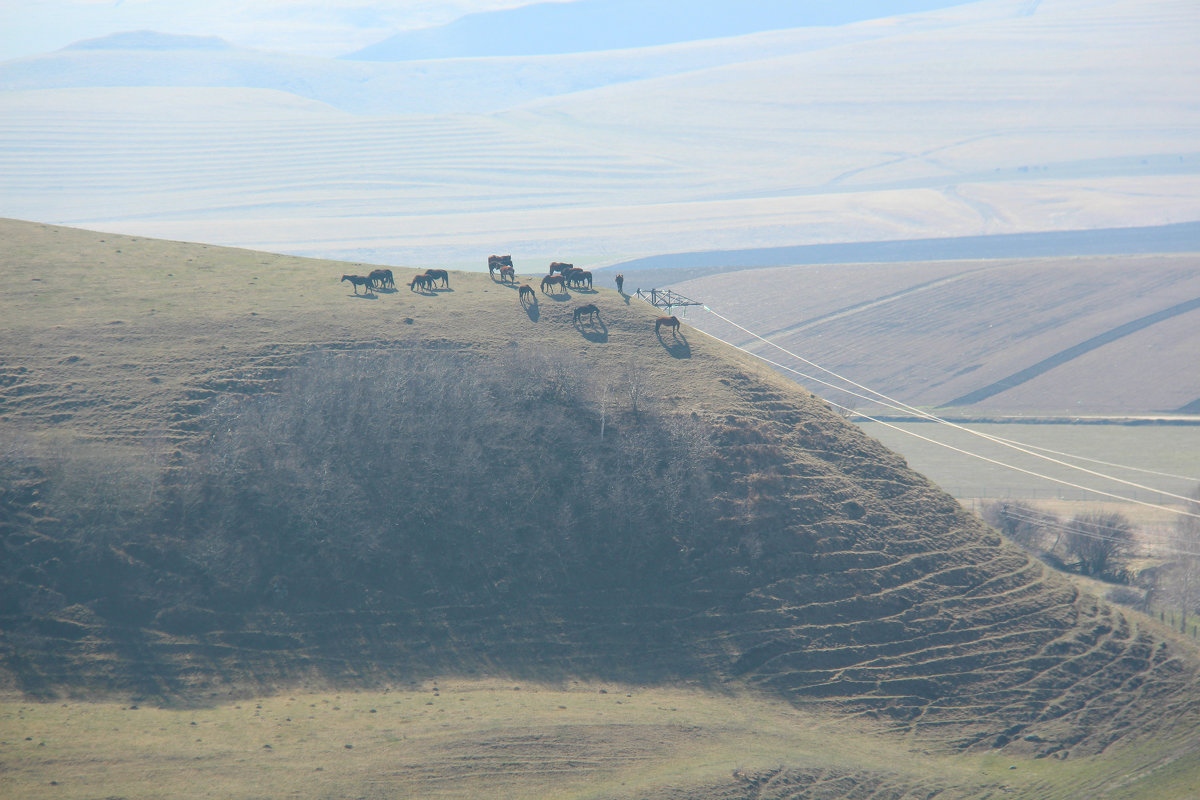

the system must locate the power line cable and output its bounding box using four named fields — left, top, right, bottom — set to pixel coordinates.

left=699, top=305, right=1200, bottom=504
left=683, top=310, right=1200, bottom=521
